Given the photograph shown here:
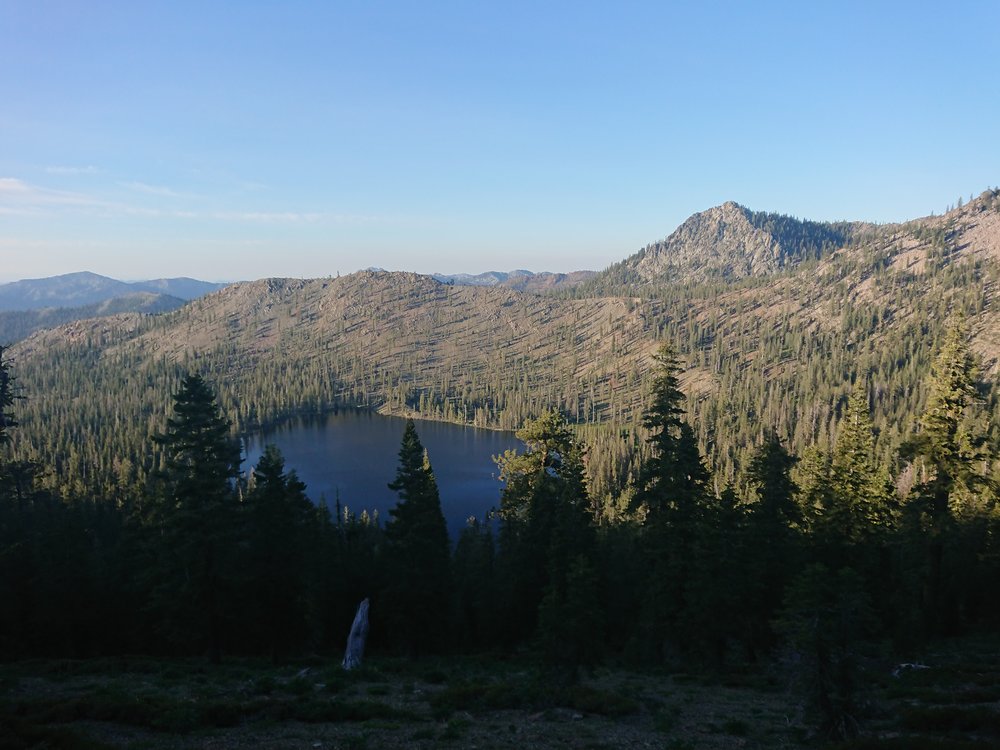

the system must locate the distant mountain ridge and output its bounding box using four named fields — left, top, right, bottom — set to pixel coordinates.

left=0, top=292, right=187, bottom=345
left=431, top=269, right=596, bottom=292
left=0, top=271, right=227, bottom=311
